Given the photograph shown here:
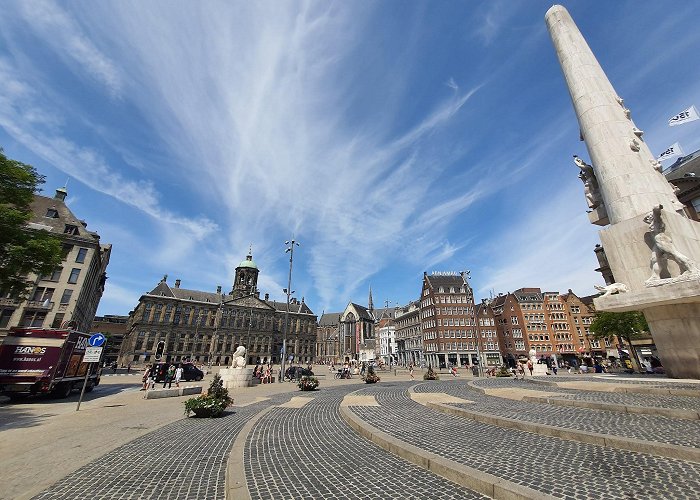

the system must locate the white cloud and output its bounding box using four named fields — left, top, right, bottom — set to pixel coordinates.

left=15, top=1, right=124, bottom=97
